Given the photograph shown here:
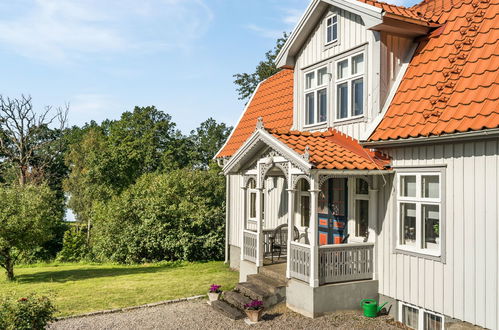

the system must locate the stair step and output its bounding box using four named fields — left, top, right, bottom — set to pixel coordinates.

left=247, top=274, right=286, bottom=294
left=258, top=265, right=287, bottom=283
left=211, top=300, right=245, bottom=320
left=235, top=282, right=272, bottom=302
left=223, top=291, right=251, bottom=310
